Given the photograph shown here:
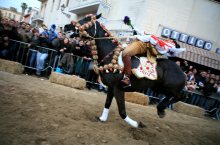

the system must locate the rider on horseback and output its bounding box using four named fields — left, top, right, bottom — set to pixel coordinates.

left=121, top=32, right=185, bottom=87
